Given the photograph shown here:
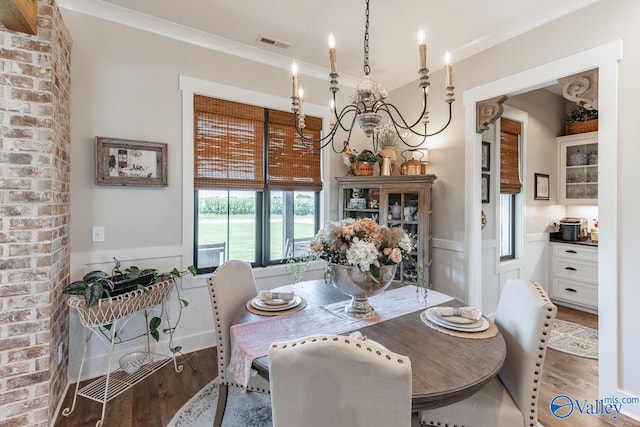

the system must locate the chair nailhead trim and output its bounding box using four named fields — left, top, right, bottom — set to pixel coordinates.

left=273, top=335, right=409, bottom=364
